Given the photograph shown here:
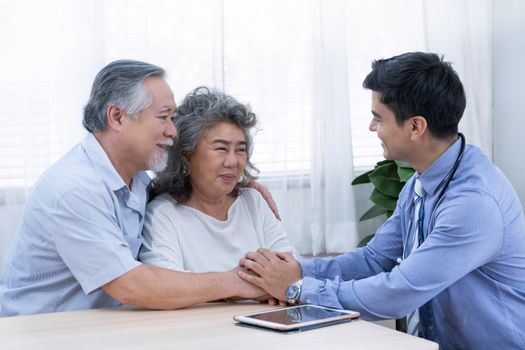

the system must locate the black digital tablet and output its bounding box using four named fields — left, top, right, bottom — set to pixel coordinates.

left=233, top=305, right=360, bottom=331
